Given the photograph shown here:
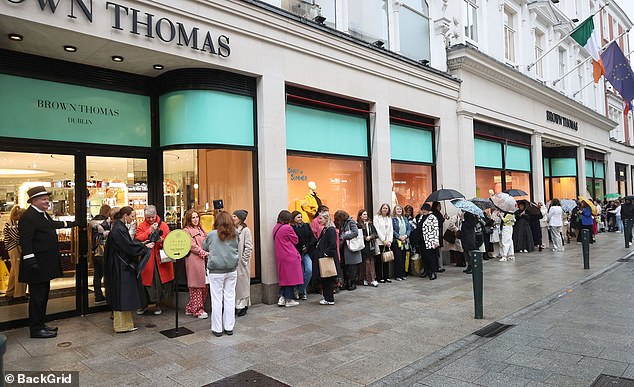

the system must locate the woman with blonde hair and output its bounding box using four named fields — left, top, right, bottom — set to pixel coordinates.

left=203, top=211, right=239, bottom=336
left=374, top=203, right=393, bottom=283
left=4, top=205, right=26, bottom=299
left=183, top=209, right=209, bottom=319
left=314, top=210, right=341, bottom=304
